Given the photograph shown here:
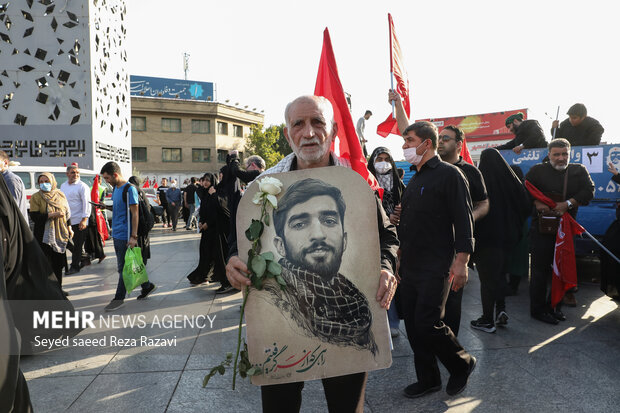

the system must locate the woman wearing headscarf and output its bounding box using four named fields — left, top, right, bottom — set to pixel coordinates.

left=187, top=173, right=231, bottom=292
left=470, top=148, right=531, bottom=333
left=129, top=176, right=152, bottom=264
left=368, top=147, right=406, bottom=338
left=29, top=172, right=73, bottom=292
